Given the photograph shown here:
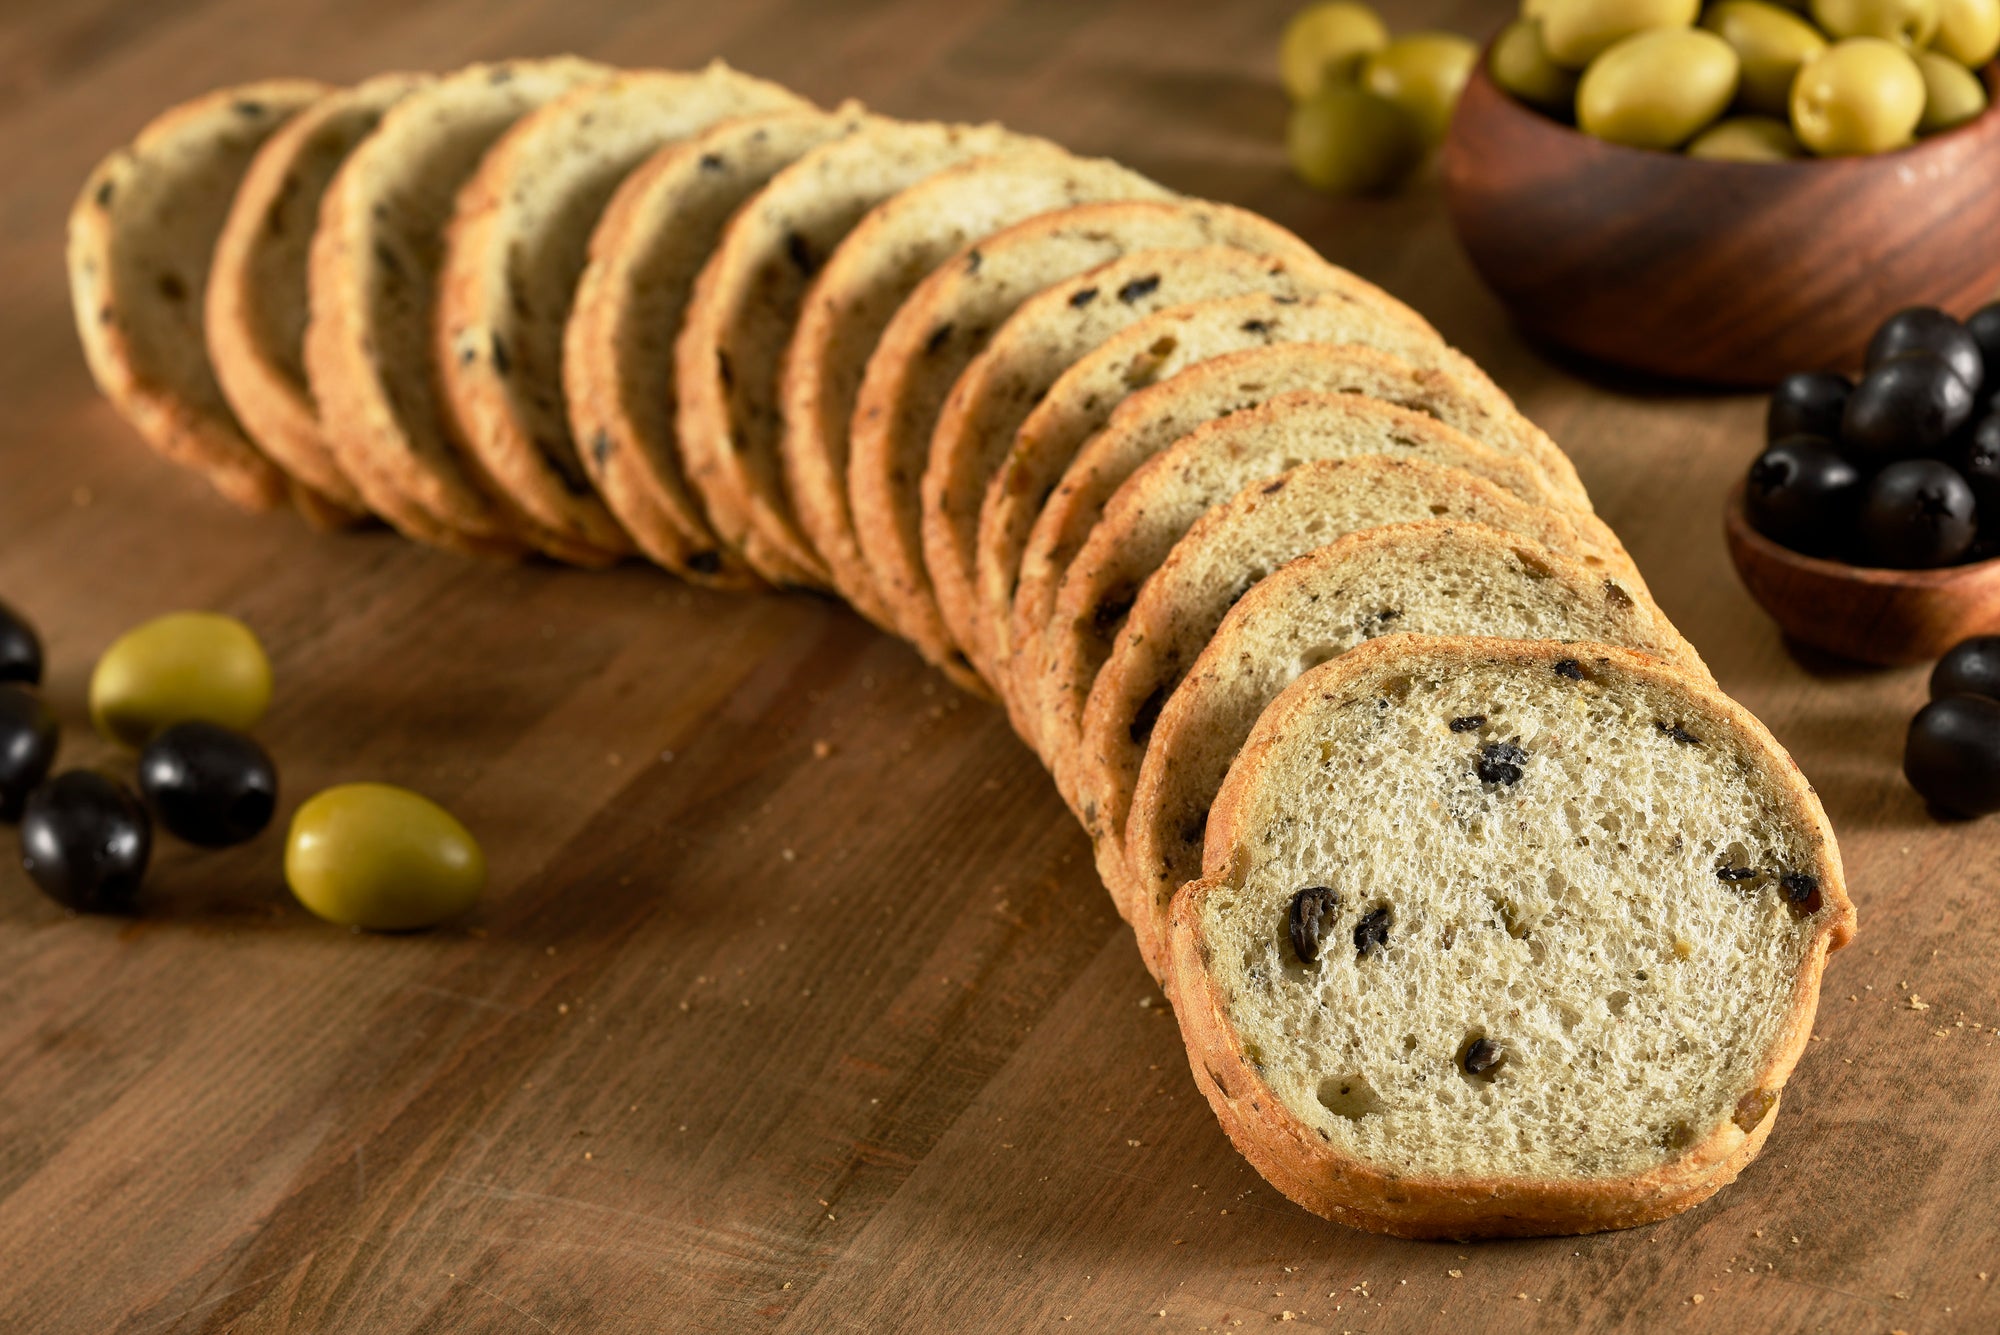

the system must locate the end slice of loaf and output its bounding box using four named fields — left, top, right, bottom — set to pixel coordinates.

left=306, top=56, right=613, bottom=558
left=437, top=64, right=810, bottom=564
left=1126, top=520, right=1711, bottom=982
left=69, top=80, right=328, bottom=513
left=207, top=73, right=429, bottom=524
left=779, top=149, right=1170, bottom=629
left=849, top=201, right=1323, bottom=693
left=1172, top=634, right=1853, bottom=1238
left=675, top=116, right=1052, bottom=591
left=565, top=107, right=850, bottom=588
